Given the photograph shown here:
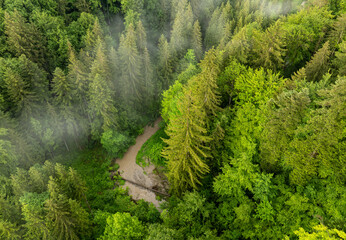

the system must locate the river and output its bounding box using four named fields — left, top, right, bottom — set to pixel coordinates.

left=115, top=118, right=165, bottom=209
